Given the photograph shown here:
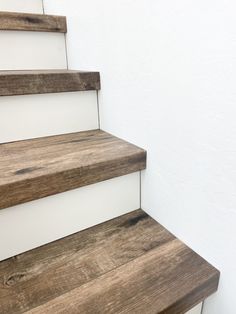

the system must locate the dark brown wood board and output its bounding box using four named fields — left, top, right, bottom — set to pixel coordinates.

left=0, top=11, right=67, bottom=32
left=0, top=70, right=100, bottom=96
left=0, top=130, right=146, bottom=209
left=0, top=210, right=219, bottom=314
